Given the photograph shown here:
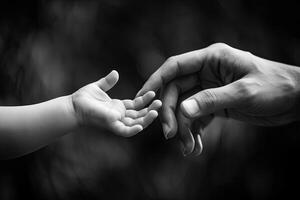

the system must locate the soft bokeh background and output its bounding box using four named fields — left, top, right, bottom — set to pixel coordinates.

left=1, top=0, right=300, bottom=199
